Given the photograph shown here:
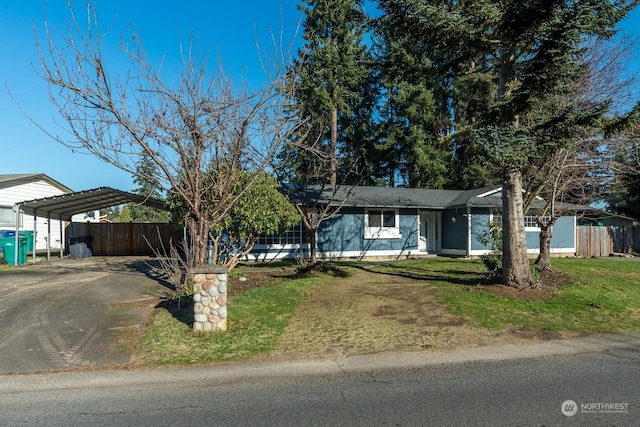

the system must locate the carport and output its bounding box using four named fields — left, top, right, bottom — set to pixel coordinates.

left=11, top=187, right=166, bottom=266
